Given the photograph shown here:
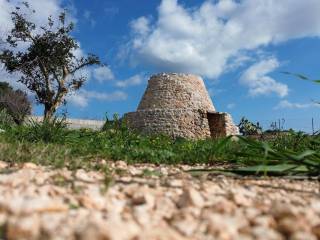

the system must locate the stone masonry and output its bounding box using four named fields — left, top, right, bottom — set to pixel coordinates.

left=125, top=73, right=239, bottom=139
